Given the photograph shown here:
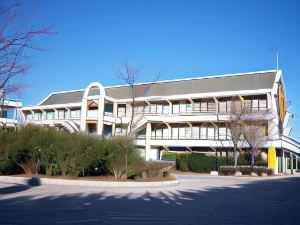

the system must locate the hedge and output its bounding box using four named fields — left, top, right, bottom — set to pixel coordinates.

left=219, top=166, right=273, bottom=176
left=176, top=154, right=189, bottom=172
left=161, top=152, right=177, bottom=161
left=176, top=152, right=268, bottom=173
